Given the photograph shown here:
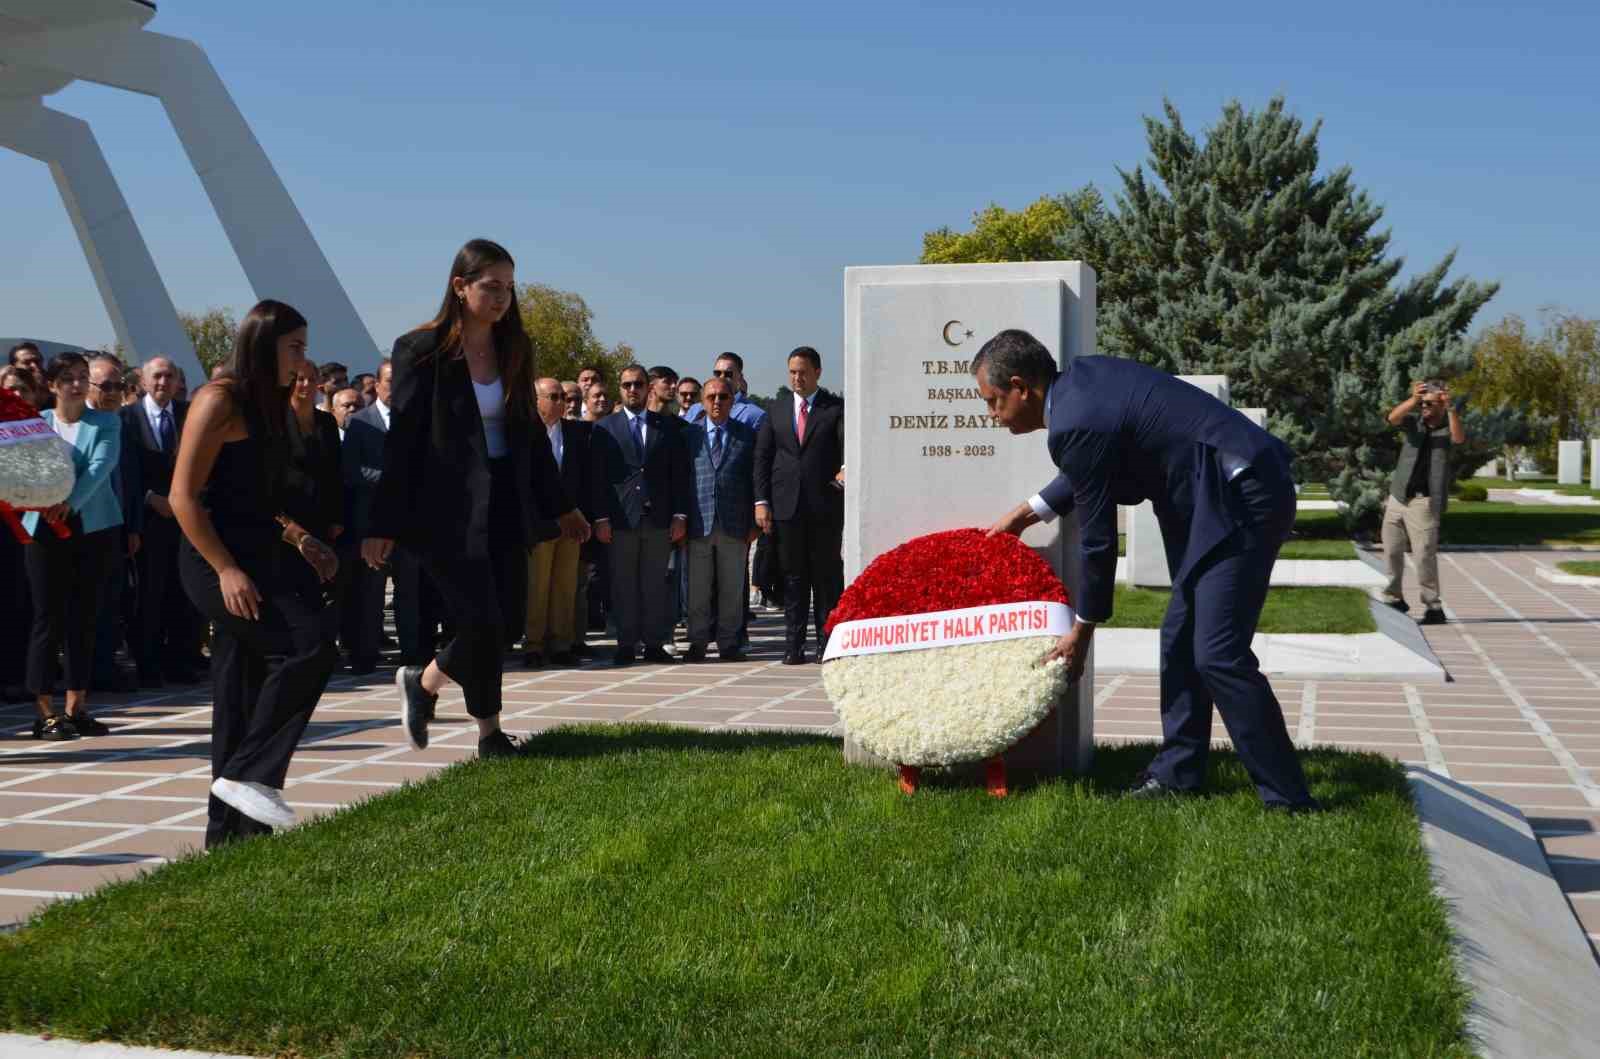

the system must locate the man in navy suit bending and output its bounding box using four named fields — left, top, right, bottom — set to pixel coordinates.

left=979, top=329, right=1316, bottom=811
